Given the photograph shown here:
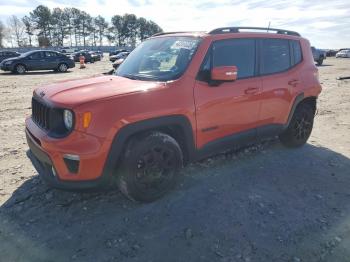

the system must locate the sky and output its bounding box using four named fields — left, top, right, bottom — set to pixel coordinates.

left=0, top=0, right=349, bottom=48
